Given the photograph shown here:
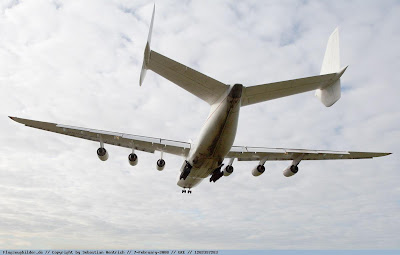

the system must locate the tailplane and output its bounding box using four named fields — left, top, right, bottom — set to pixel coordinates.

left=138, top=5, right=228, bottom=104
left=315, top=27, right=345, bottom=107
